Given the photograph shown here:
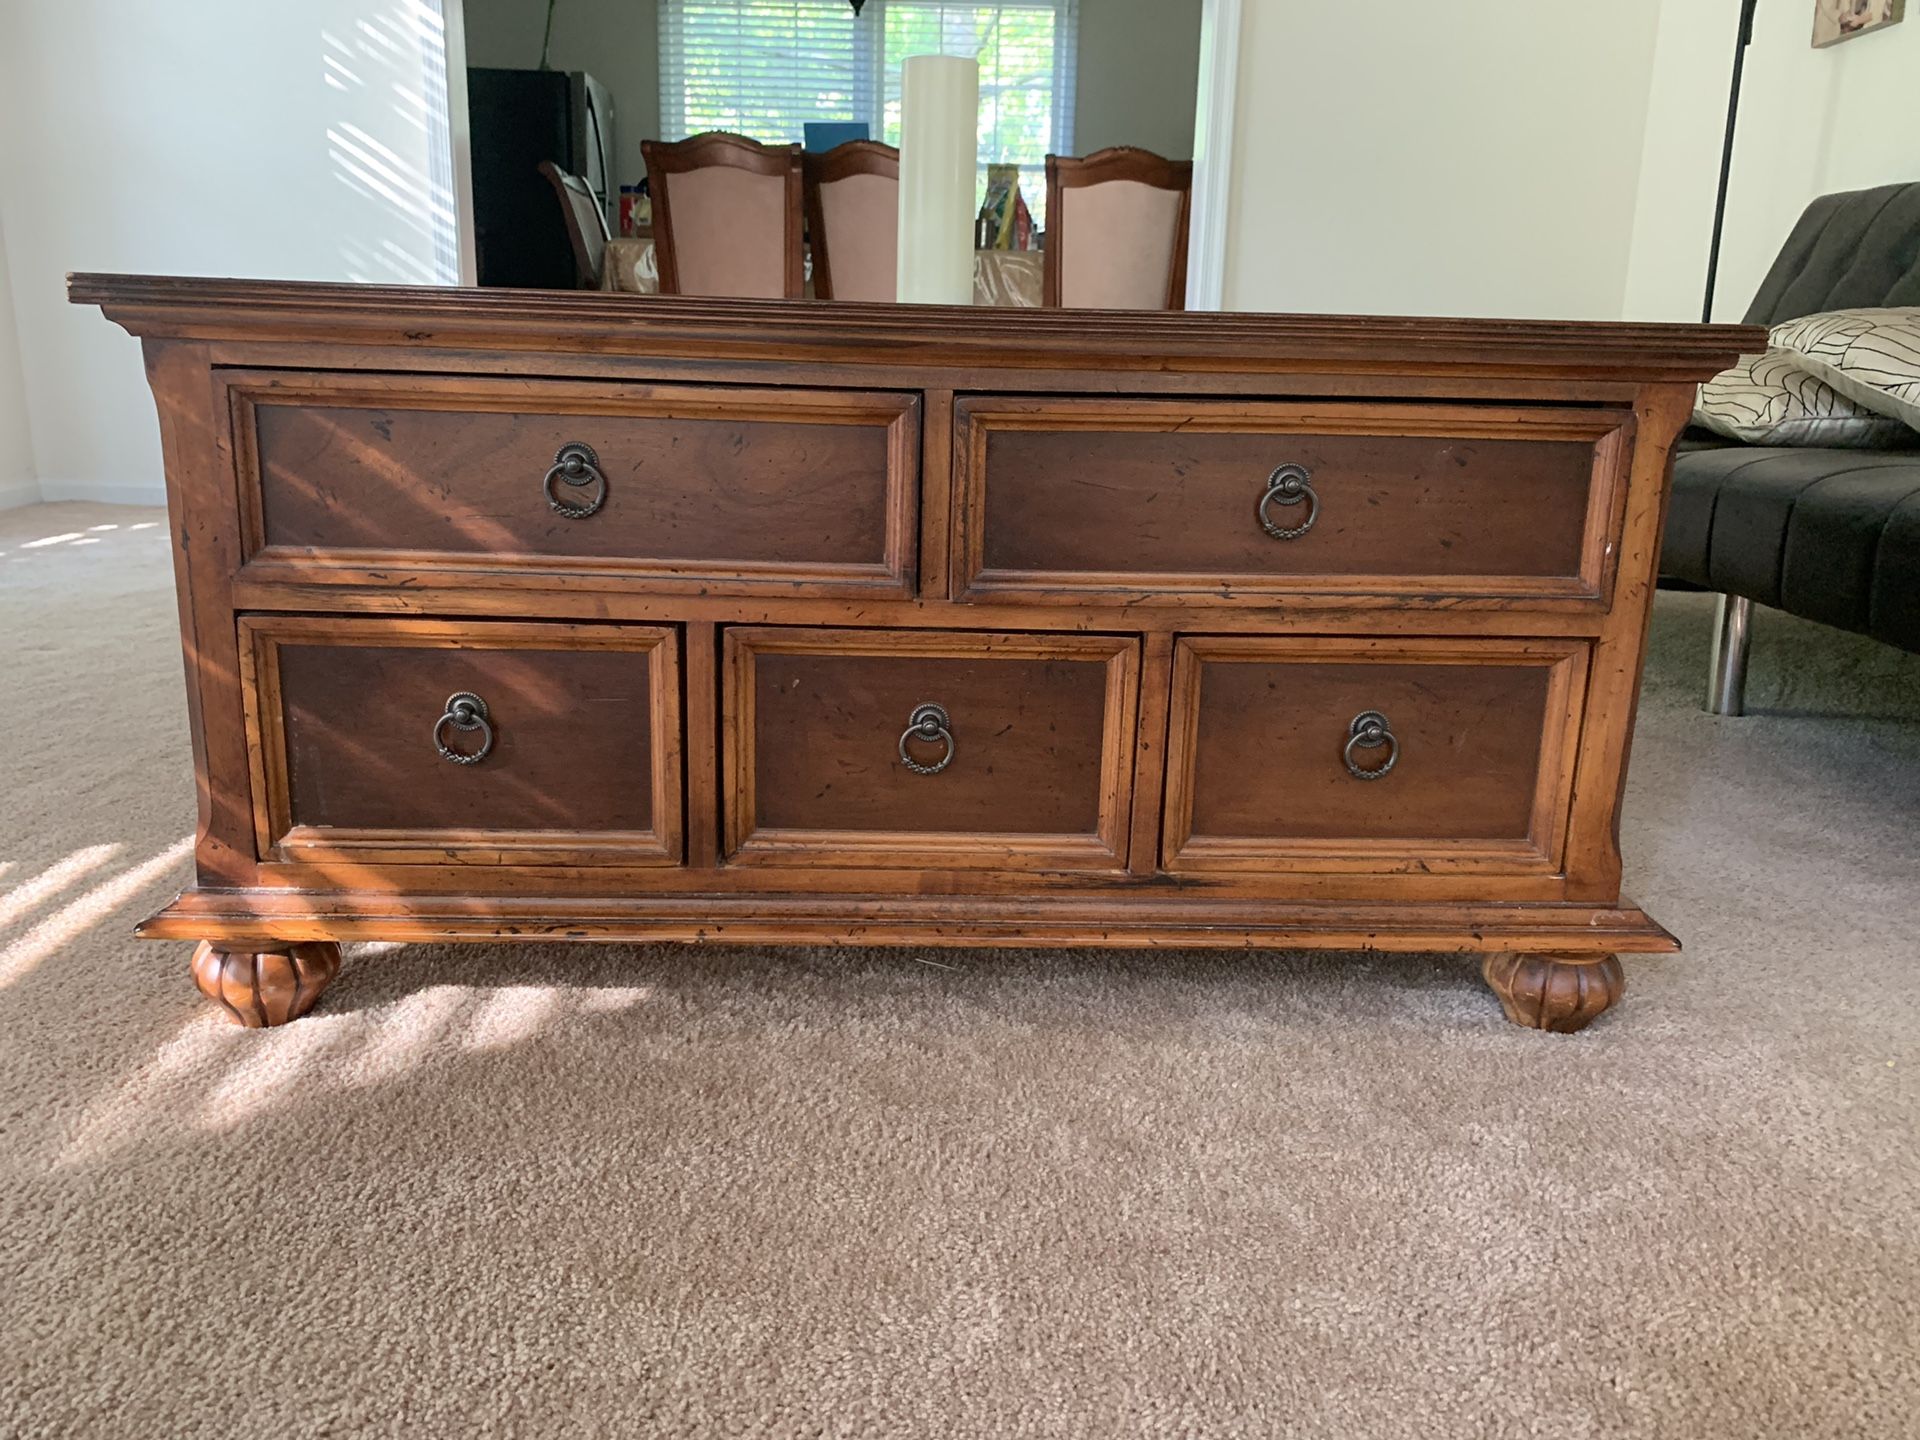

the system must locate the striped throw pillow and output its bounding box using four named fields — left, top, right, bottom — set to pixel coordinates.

left=1694, top=348, right=1913, bottom=448
left=1769, top=307, right=1920, bottom=435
